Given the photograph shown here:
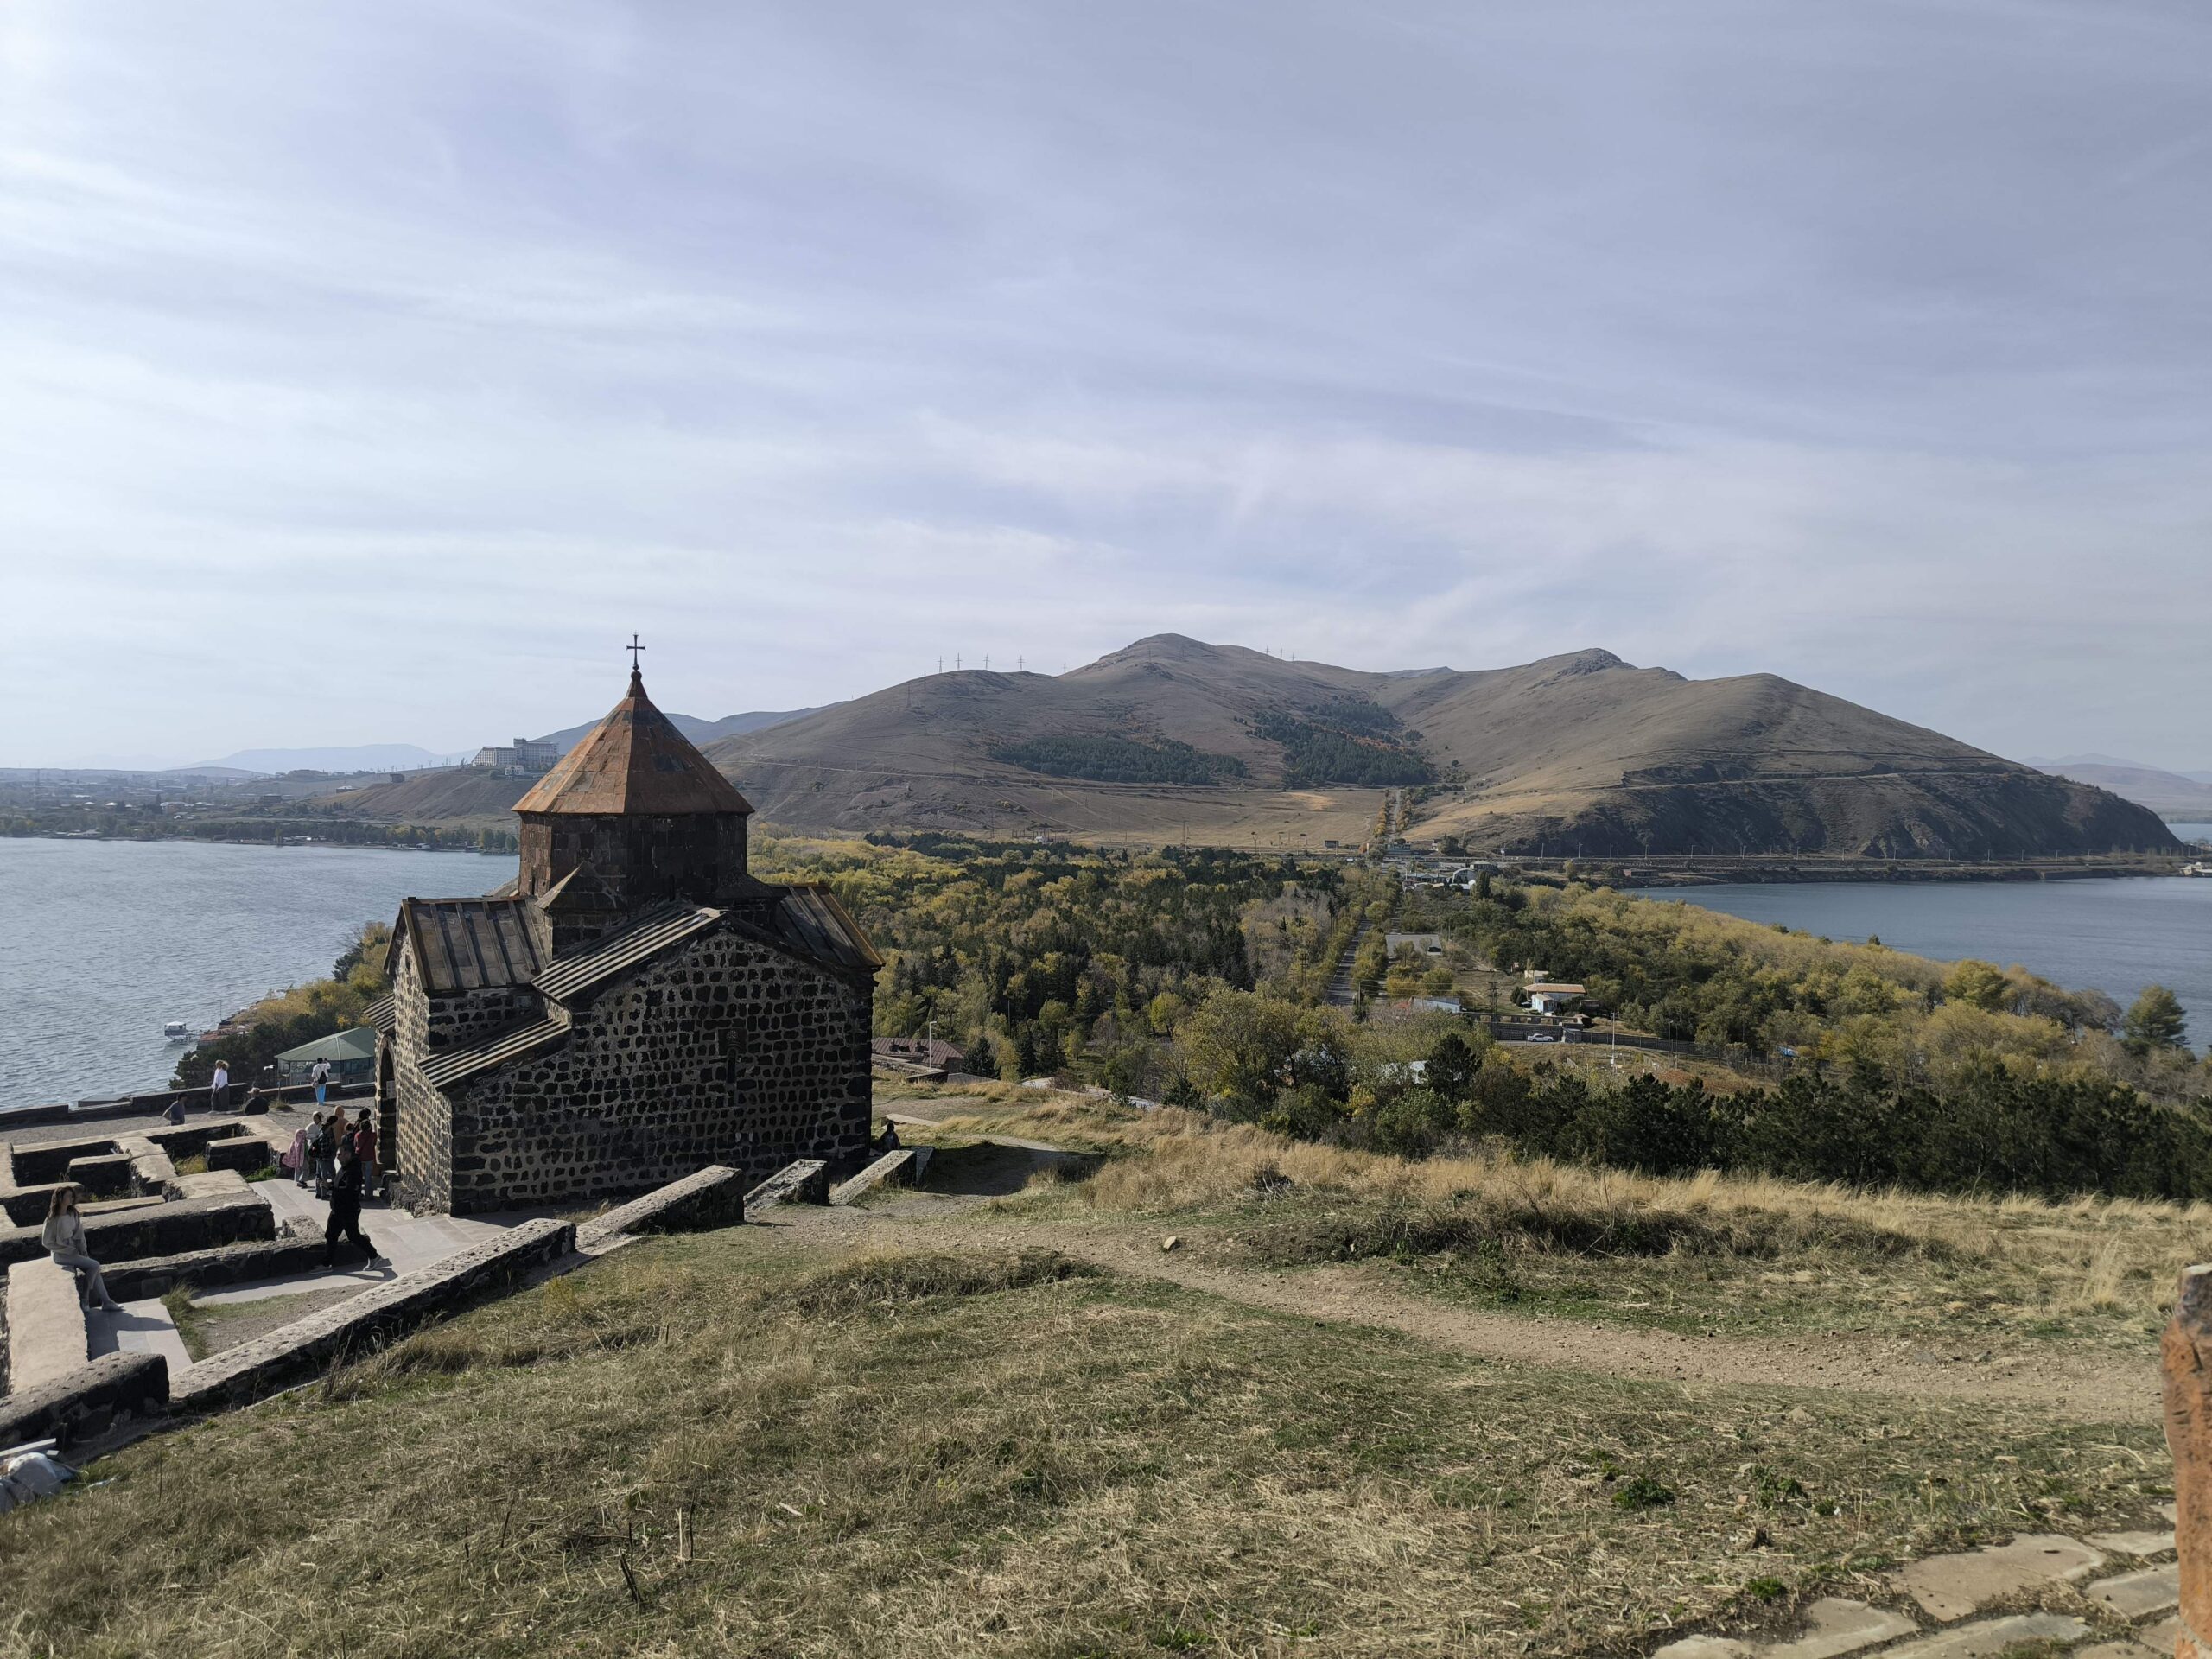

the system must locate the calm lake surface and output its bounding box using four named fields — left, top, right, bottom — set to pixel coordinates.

left=0, top=839, right=515, bottom=1106
left=1632, top=877, right=2212, bottom=1049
